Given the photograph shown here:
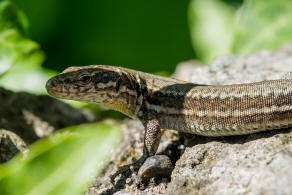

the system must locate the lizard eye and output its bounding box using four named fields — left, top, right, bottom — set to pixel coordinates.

left=78, top=75, right=91, bottom=85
